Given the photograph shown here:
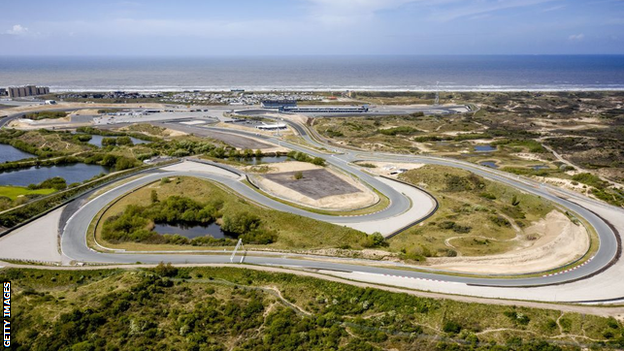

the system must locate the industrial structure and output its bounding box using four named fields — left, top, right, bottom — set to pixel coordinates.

left=261, top=100, right=297, bottom=109
left=280, top=105, right=369, bottom=113
left=7, top=85, right=50, bottom=98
